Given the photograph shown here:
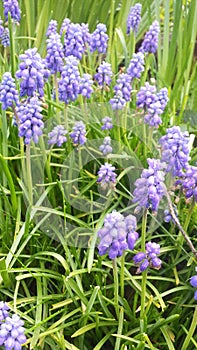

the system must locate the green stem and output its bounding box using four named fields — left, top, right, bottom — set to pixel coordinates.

left=26, top=144, right=33, bottom=206
left=107, top=0, right=115, bottom=61
left=8, top=13, right=16, bottom=76
left=181, top=306, right=197, bottom=350
left=113, top=258, right=120, bottom=318
left=120, top=252, right=125, bottom=299
left=140, top=209, right=148, bottom=332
